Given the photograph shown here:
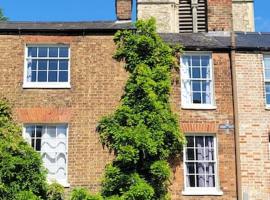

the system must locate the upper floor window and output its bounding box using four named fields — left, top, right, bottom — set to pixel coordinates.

left=179, top=0, right=207, bottom=33
left=23, top=45, right=70, bottom=88
left=23, top=124, right=68, bottom=186
left=183, top=134, right=222, bottom=195
left=181, top=53, right=215, bottom=109
left=264, top=55, right=270, bottom=107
